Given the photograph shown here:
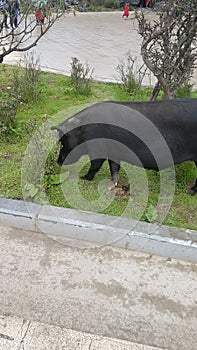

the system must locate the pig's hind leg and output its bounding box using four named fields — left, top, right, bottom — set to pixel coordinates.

left=109, top=160, right=120, bottom=189
left=81, top=159, right=105, bottom=181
